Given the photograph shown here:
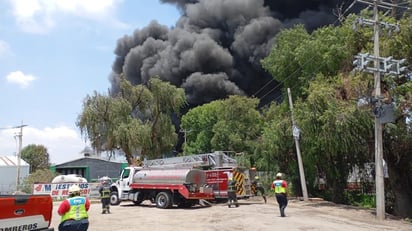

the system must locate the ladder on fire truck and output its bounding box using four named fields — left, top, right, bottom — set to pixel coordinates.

left=143, top=151, right=238, bottom=169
